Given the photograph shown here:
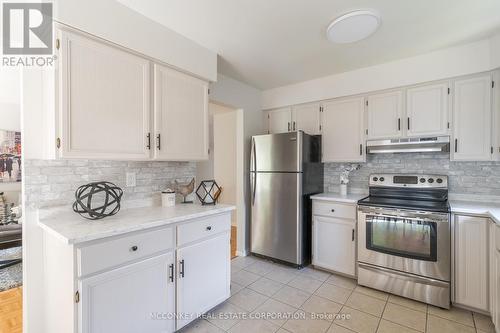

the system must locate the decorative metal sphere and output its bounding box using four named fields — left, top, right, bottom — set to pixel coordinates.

left=72, top=181, right=123, bottom=220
